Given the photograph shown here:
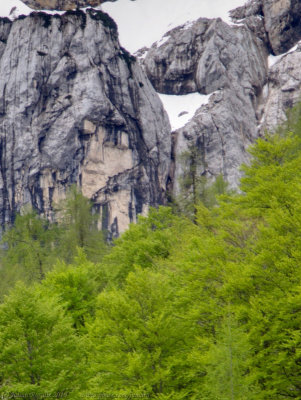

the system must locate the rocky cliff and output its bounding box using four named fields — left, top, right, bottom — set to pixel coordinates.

left=142, top=17, right=268, bottom=189
left=230, top=0, right=301, bottom=55
left=1, top=0, right=301, bottom=234
left=0, top=9, right=171, bottom=236
left=141, top=0, right=301, bottom=190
